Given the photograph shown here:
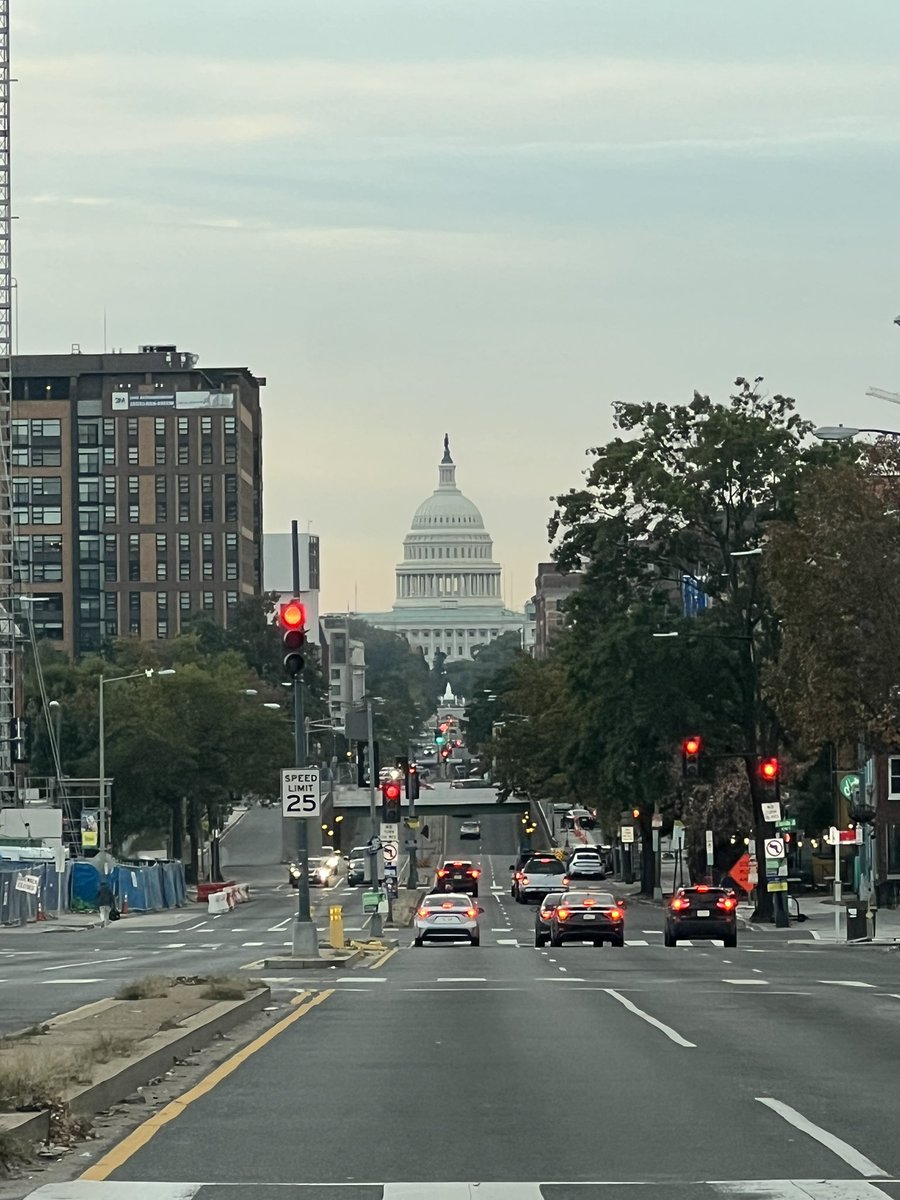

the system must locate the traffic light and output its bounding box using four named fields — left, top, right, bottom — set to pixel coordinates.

left=405, top=762, right=420, bottom=801
left=682, top=735, right=702, bottom=778
left=434, top=728, right=446, bottom=746
left=758, top=757, right=779, bottom=800
left=631, top=807, right=640, bottom=821
left=439, top=747, right=451, bottom=762
left=356, top=741, right=380, bottom=788
left=381, top=778, right=402, bottom=823
left=279, top=600, right=306, bottom=678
